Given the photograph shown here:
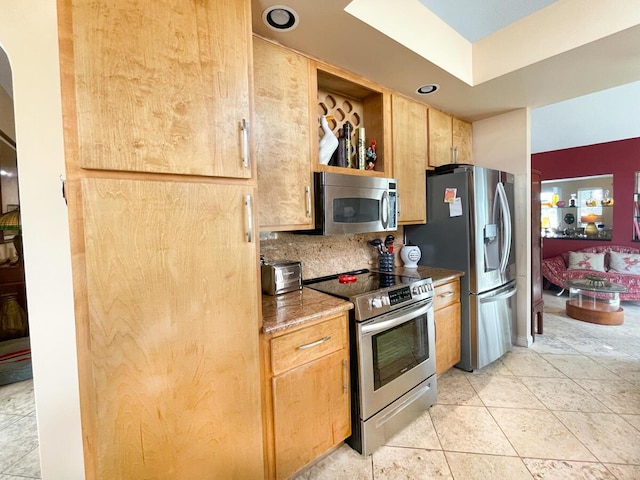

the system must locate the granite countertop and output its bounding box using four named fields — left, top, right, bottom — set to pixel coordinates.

left=261, top=266, right=463, bottom=335
left=262, top=287, right=353, bottom=335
